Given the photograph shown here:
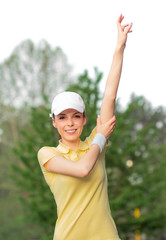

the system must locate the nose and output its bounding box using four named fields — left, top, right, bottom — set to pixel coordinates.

left=67, top=118, right=74, bottom=126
